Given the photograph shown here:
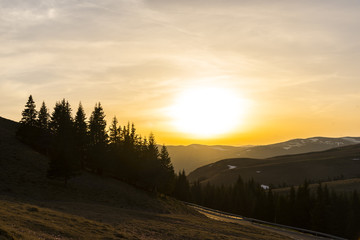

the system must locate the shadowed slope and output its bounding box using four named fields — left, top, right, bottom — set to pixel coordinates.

left=188, top=144, right=360, bottom=186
